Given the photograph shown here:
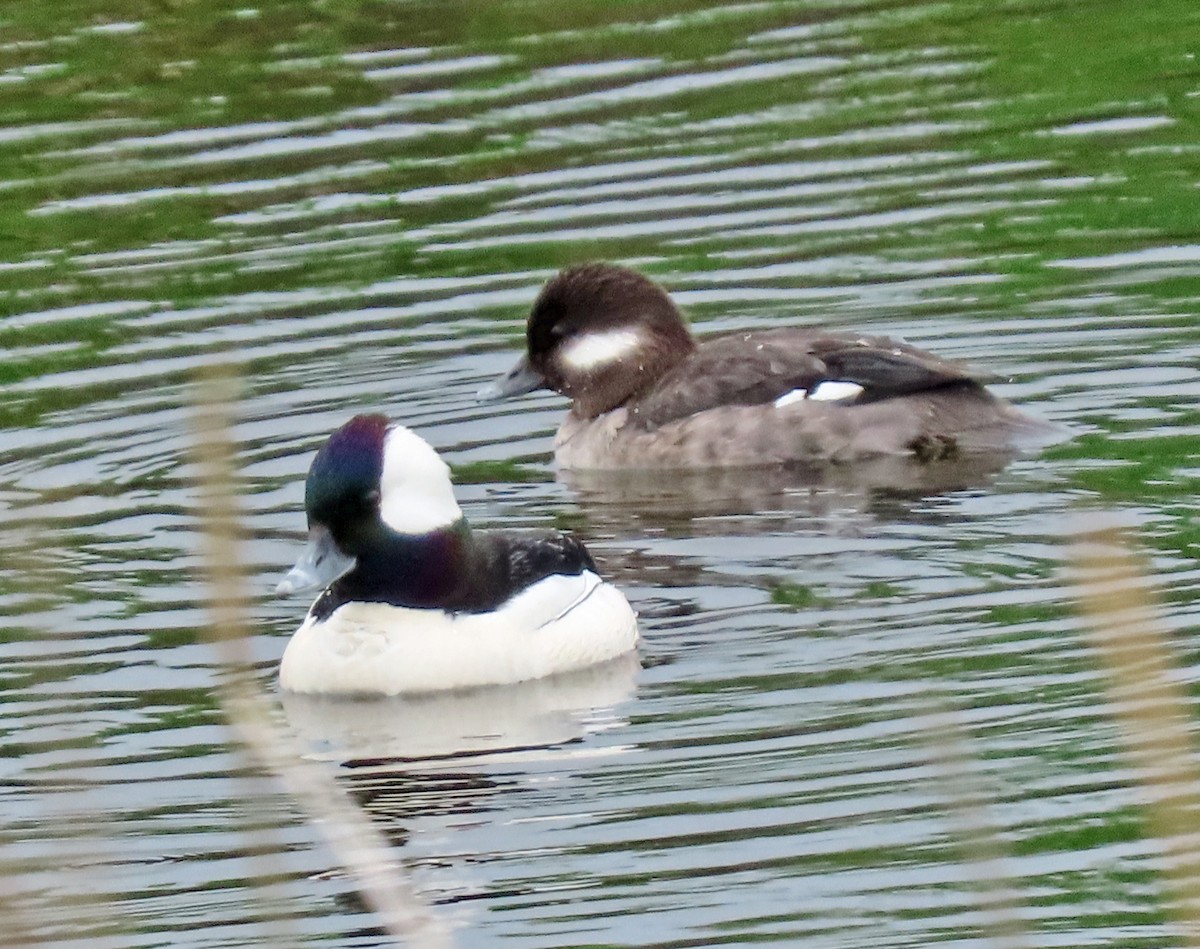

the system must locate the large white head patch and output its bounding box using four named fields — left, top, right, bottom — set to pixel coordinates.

left=378, top=426, right=463, bottom=535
